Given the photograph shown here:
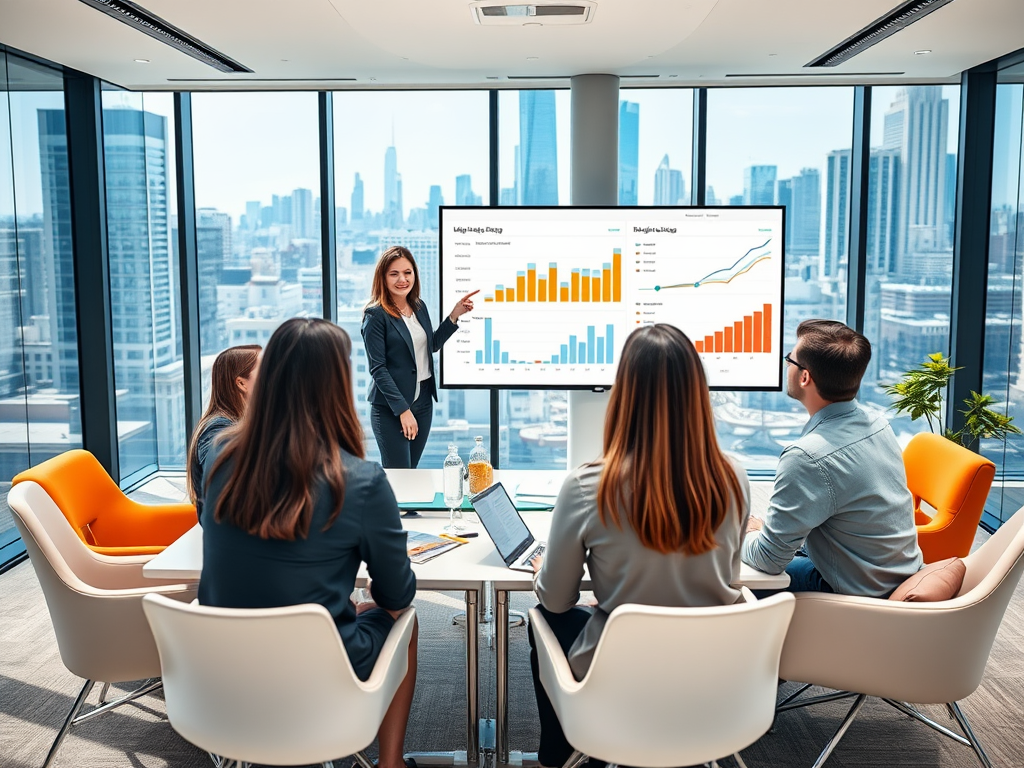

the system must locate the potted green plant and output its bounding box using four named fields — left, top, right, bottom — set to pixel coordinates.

left=884, top=353, right=1021, bottom=449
